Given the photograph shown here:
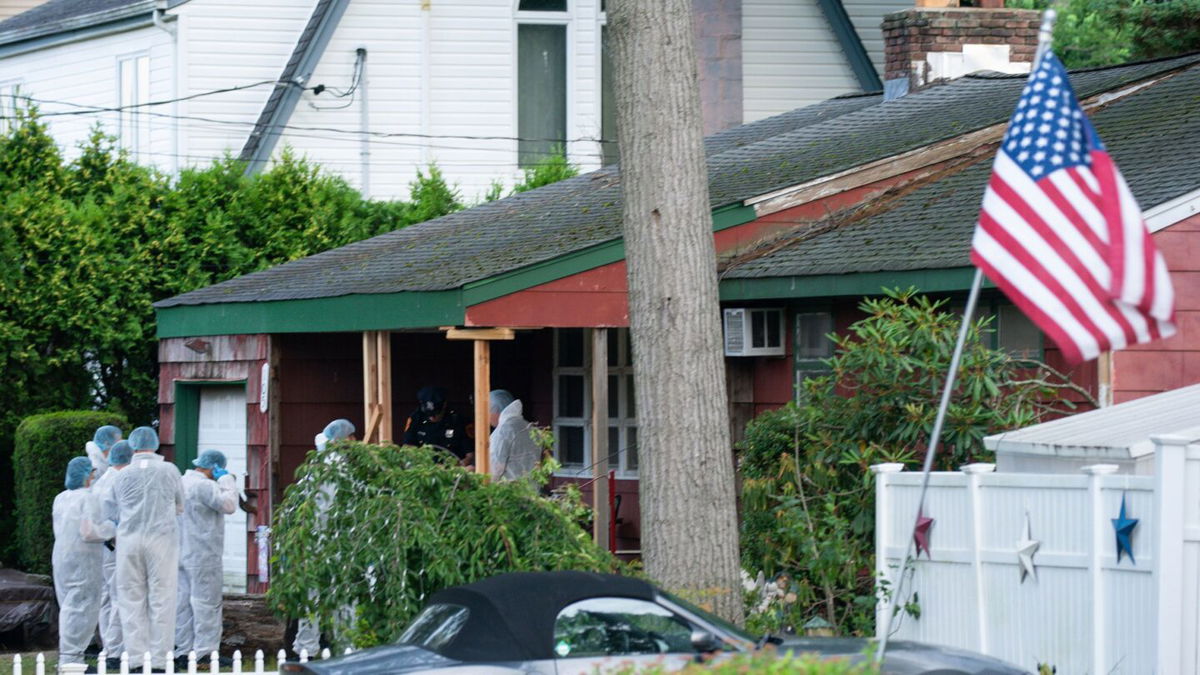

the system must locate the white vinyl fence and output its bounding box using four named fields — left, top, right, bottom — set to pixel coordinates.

left=874, top=434, right=1200, bottom=674
left=16, top=648, right=350, bottom=675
